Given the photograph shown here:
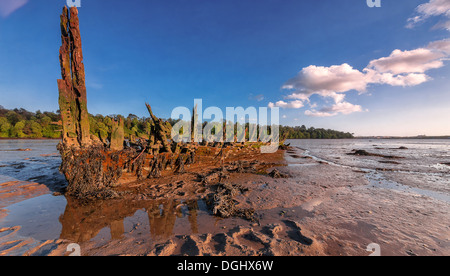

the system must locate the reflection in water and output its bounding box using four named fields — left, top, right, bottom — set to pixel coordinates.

left=59, top=197, right=206, bottom=243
